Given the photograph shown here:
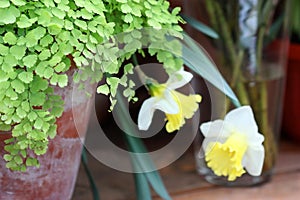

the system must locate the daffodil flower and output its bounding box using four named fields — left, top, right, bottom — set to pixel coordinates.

left=200, top=106, right=265, bottom=181
left=138, top=69, right=202, bottom=133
